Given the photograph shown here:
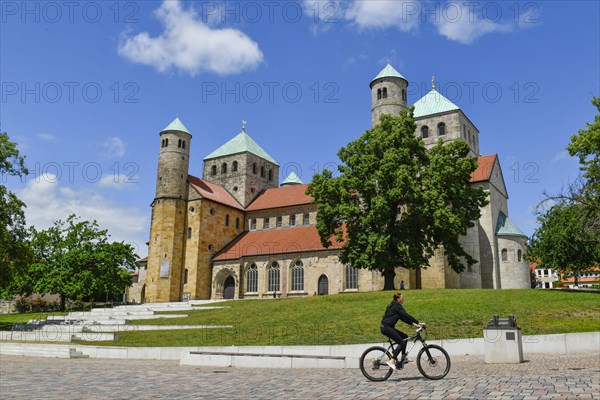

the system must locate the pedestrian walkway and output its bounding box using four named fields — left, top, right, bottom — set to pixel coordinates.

left=0, top=352, right=598, bottom=399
